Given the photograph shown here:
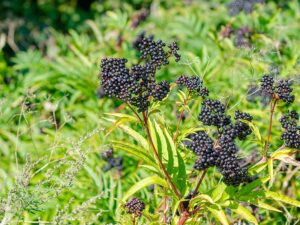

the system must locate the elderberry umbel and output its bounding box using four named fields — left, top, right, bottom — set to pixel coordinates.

left=124, top=198, right=145, bottom=217
left=176, top=75, right=209, bottom=98
left=100, top=33, right=180, bottom=112
left=260, top=75, right=295, bottom=103
left=280, top=111, right=300, bottom=149
left=198, top=99, right=231, bottom=128
left=184, top=131, right=218, bottom=170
